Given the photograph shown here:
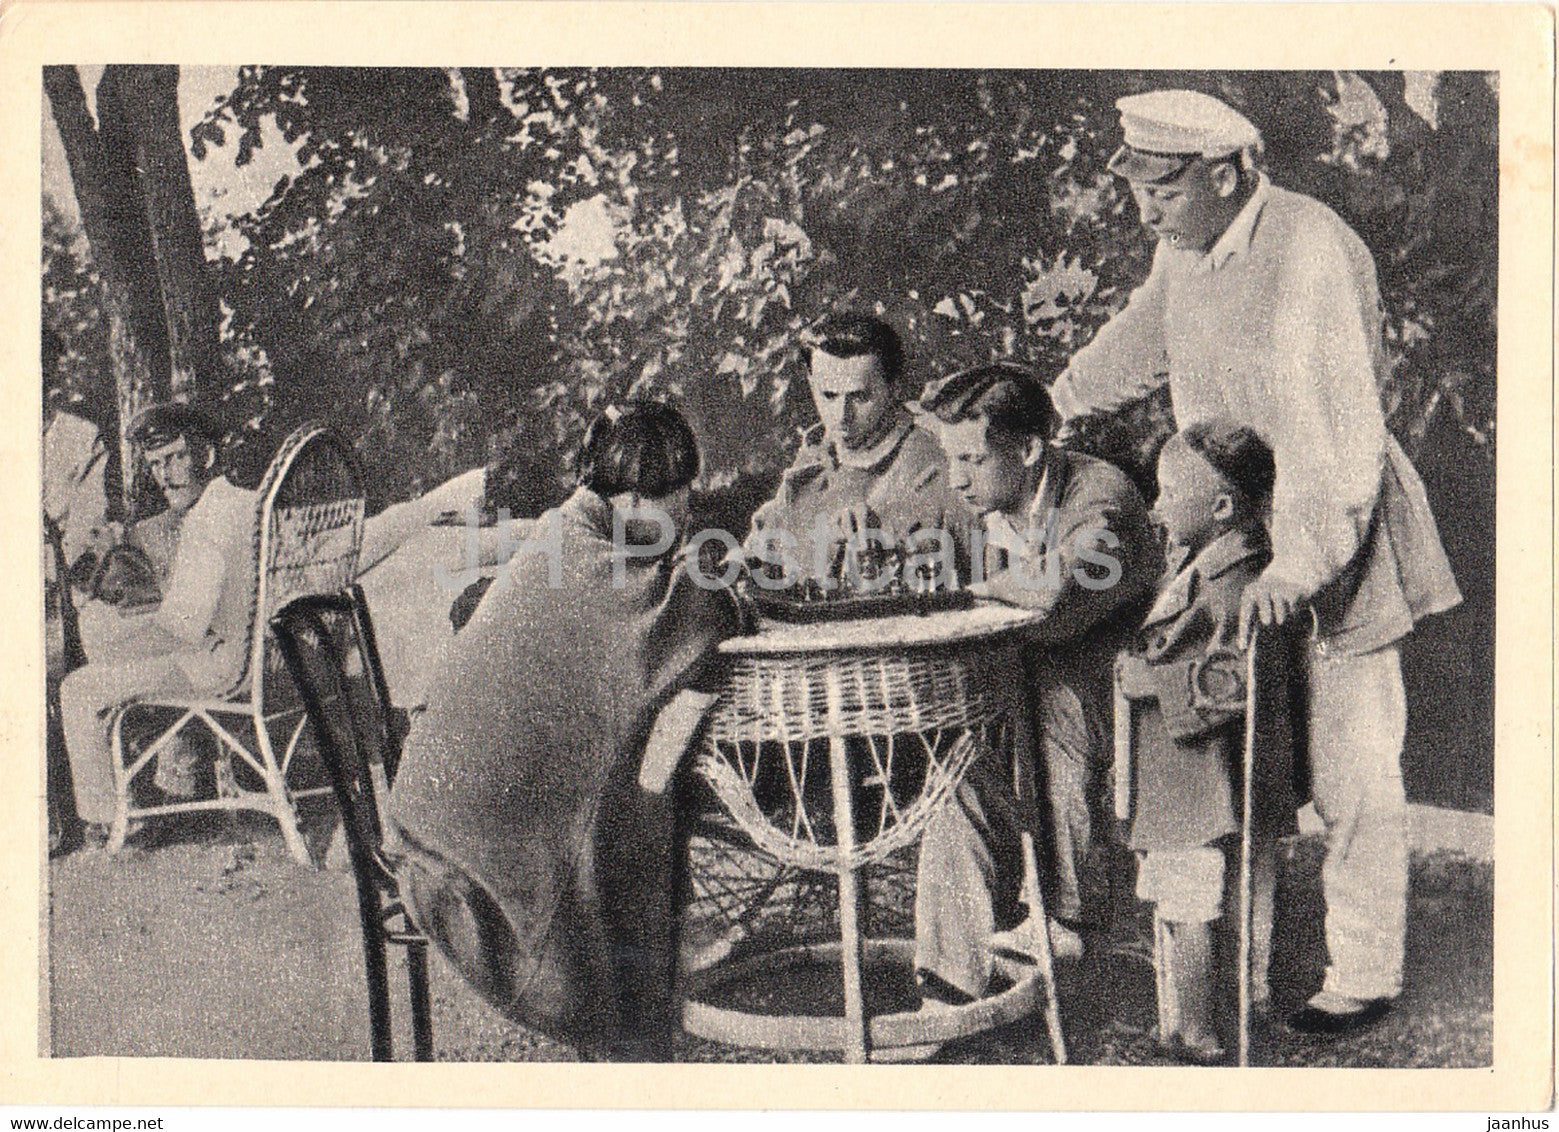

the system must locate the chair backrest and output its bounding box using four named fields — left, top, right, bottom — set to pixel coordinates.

left=225, top=423, right=365, bottom=704
left=271, top=585, right=400, bottom=880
